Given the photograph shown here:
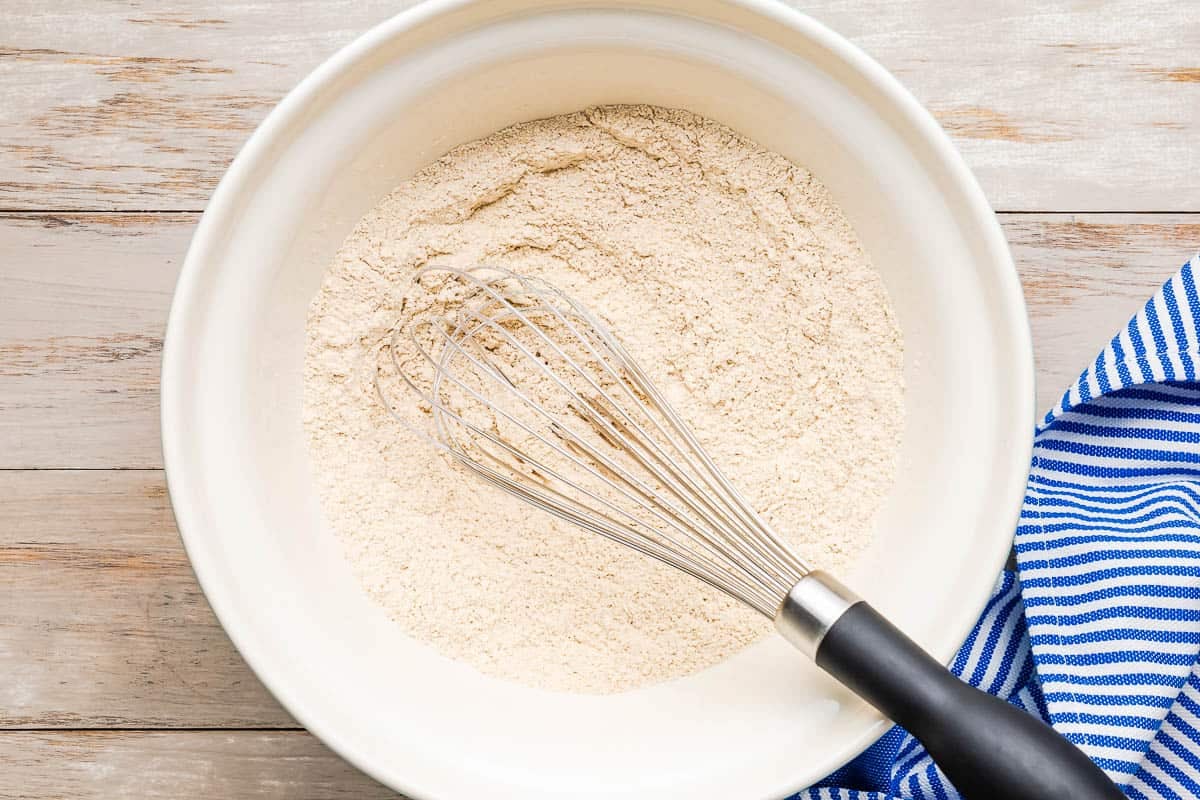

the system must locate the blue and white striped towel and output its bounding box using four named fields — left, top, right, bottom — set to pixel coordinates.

left=804, top=256, right=1200, bottom=799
